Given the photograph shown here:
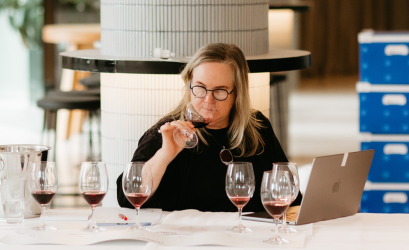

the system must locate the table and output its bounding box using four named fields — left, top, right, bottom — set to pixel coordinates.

left=60, top=48, right=311, bottom=74
left=1, top=209, right=409, bottom=249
